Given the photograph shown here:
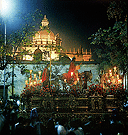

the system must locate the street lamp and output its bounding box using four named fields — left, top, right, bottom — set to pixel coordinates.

left=0, top=0, right=15, bottom=100
left=0, top=0, right=8, bottom=101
